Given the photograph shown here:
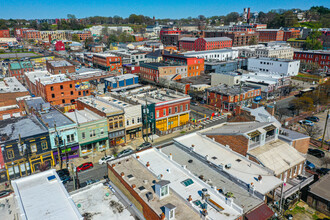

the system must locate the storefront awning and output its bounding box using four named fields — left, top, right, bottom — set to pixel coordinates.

left=80, top=137, right=108, bottom=146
